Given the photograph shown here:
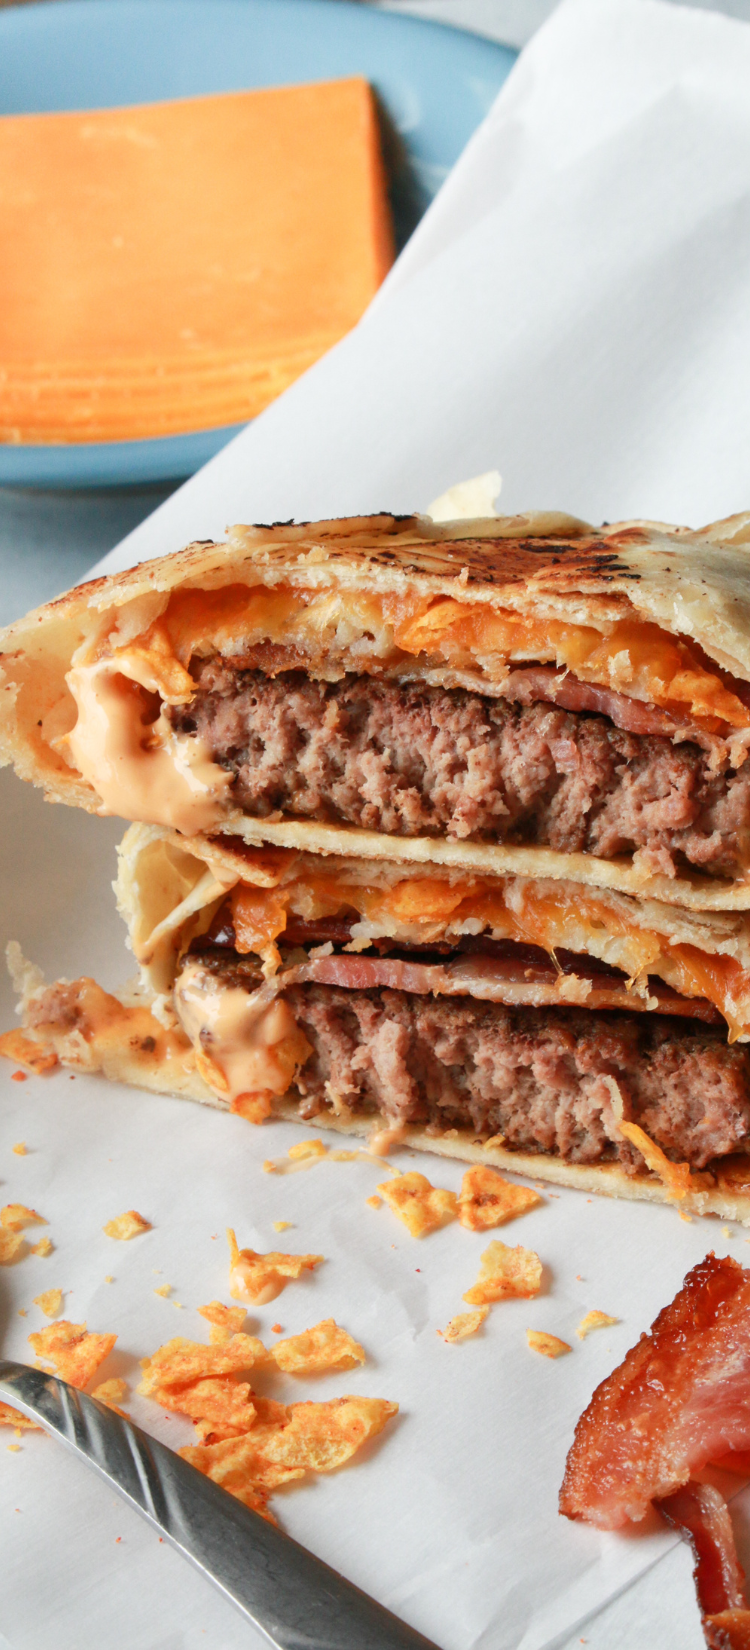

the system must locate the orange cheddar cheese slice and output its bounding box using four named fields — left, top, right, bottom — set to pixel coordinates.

left=0, top=78, right=393, bottom=443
